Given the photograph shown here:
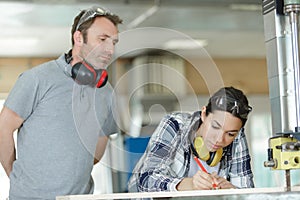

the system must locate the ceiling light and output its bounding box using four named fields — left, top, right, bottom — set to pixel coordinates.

left=230, top=4, right=261, bottom=11
left=0, top=37, right=39, bottom=47
left=163, top=39, right=208, bottom=50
